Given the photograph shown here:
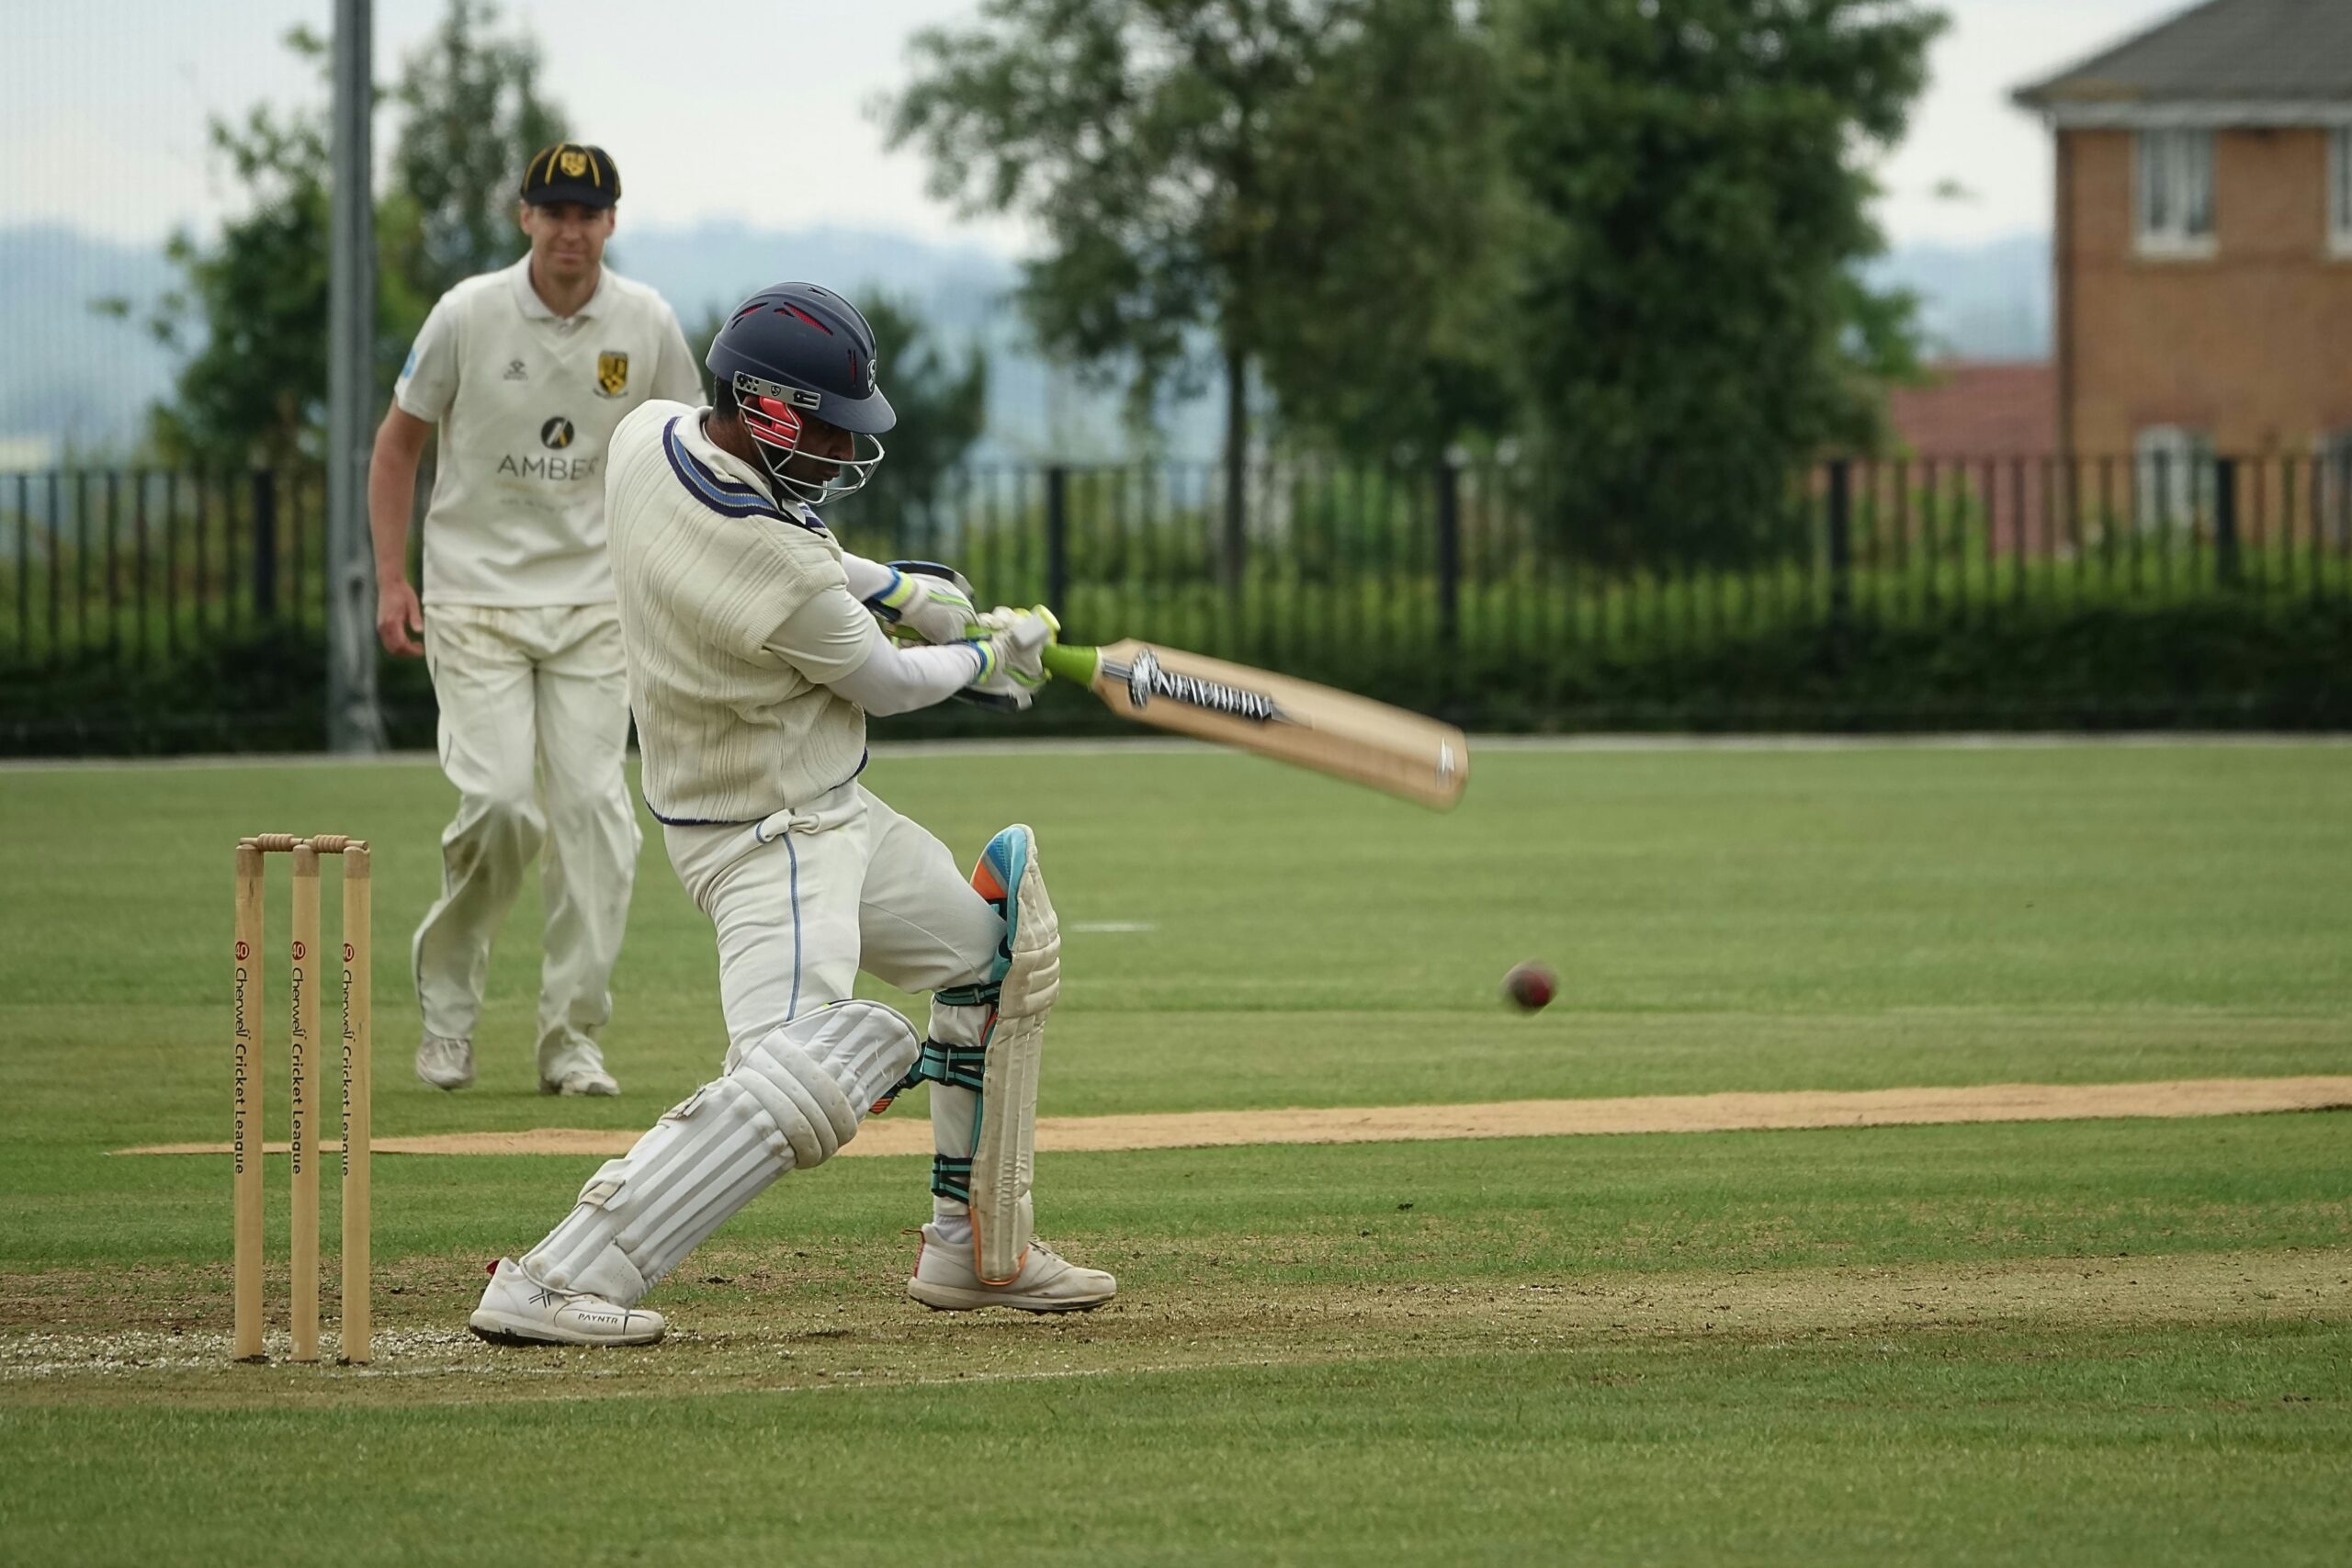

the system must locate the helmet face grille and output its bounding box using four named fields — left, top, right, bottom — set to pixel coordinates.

left=729, top=372, right=885, bottom=509
left=706, top=281, right=895, bottom=492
